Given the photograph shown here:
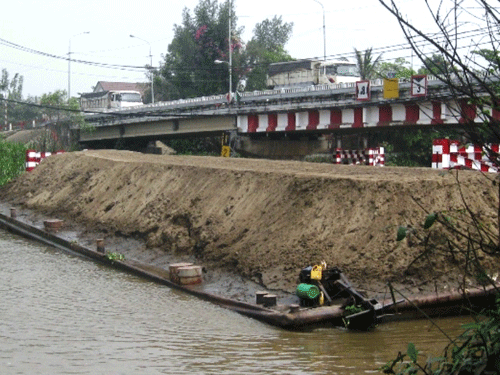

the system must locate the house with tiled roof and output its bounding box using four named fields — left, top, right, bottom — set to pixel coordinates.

left=93, top=81, right=148, bottom=94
